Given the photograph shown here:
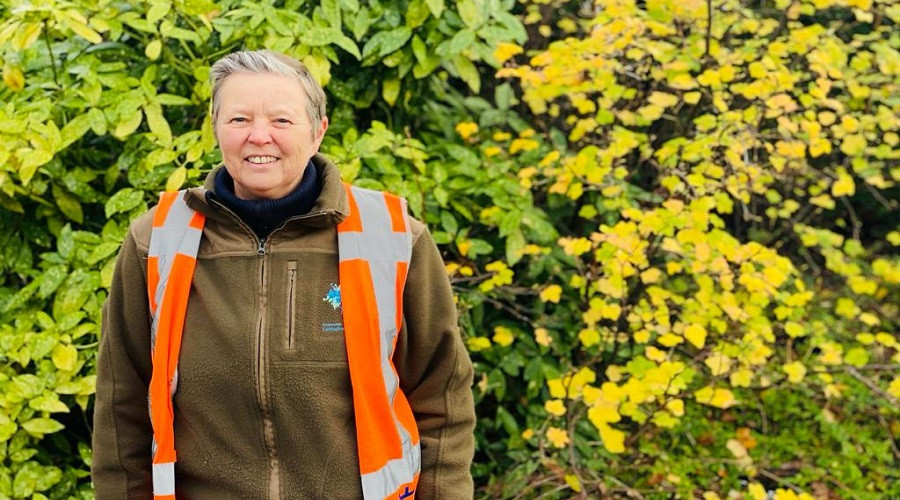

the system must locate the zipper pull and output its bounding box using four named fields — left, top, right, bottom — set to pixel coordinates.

left=257, top=238, right=266, bottom=255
